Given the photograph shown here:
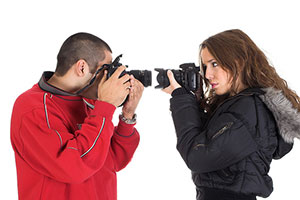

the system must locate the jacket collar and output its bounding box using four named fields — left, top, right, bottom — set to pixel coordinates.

left=38, top=71, right=78, bottom=96
left=259, top=87, right=300, bottom=144
left=239, top=87, right=300, bottom=144
left=38, top=71, right=96, bottom=109
left=239, top=87, right=265, bottom=96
